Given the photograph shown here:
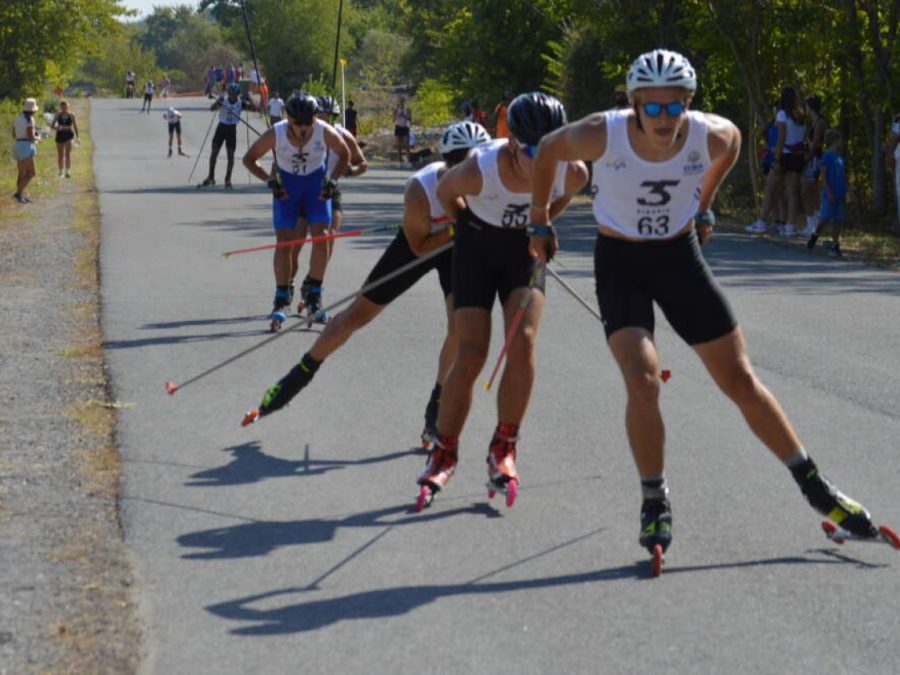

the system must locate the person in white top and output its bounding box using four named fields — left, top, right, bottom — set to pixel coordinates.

left=140, top=81, right=155, bottom=113
left=267, top=93, right=285, bottom=125
left=747, top=87, right=807, bottom=235
left=162, top=107, right=187, bottom=157
left=198, top=83, right=245, bottom=189
left=242, top=122, right=492, bottom=440
left=529, top=49, right=884, bottom=569
left=242, top=92, right=350, bottom=331
left=414, top=92, right=588, bottom=511
left=11, top=97, right=40, bottom=203
left=314, top=95, right=368, bottom=262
